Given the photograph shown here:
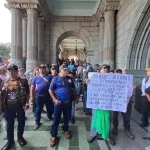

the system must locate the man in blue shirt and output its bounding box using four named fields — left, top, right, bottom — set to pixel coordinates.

left=30, top=64, right=53, bottom=130
left=49, top=66, right=75, bottom=147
